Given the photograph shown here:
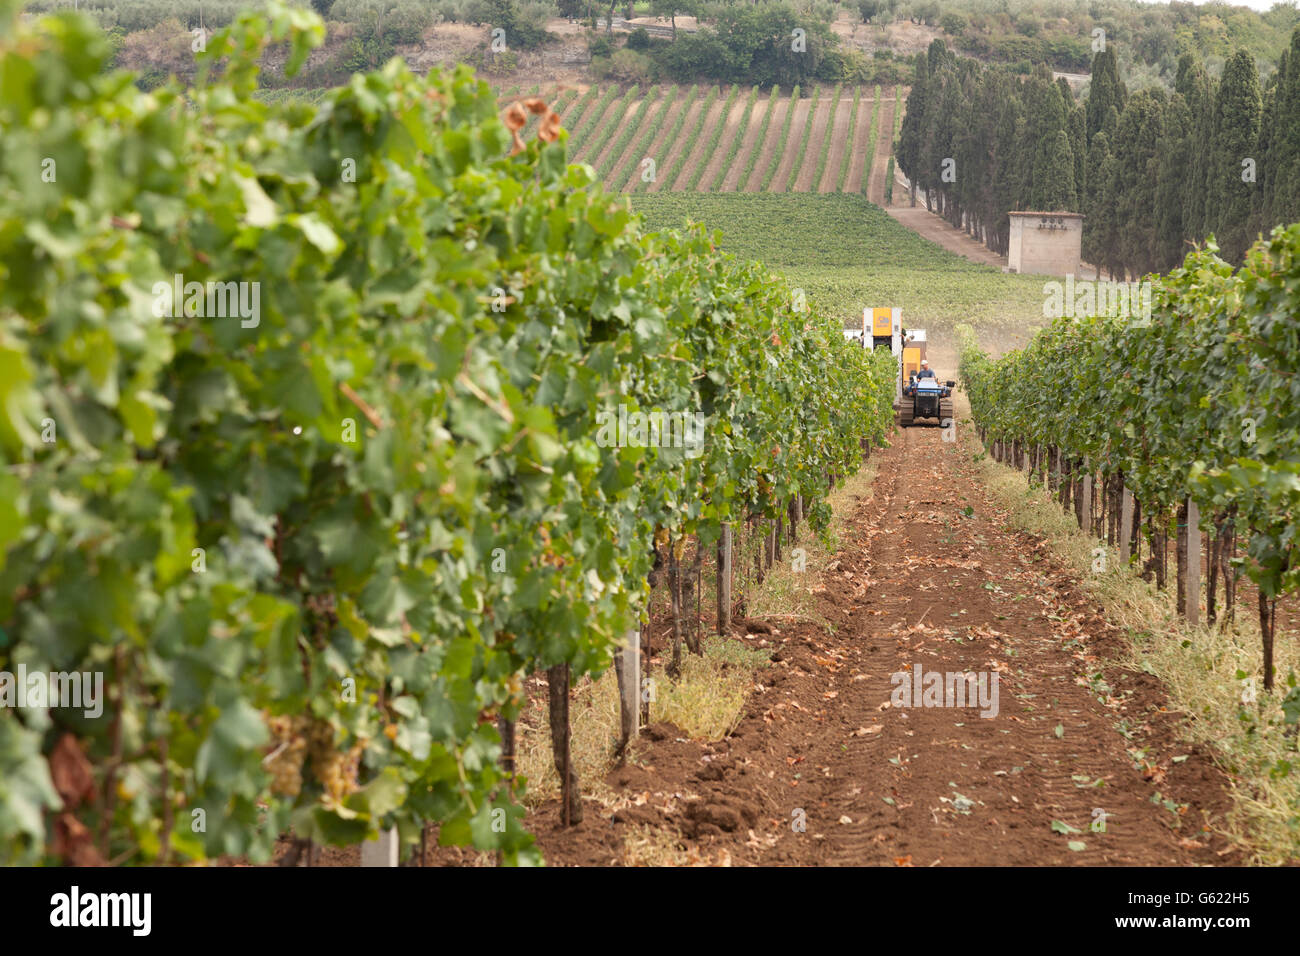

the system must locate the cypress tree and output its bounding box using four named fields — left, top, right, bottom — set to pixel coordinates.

left=1098, top=148, right=1124, bottom=280
left=1208, top=50, right=1262, bottom=262
left=1022, top=72, right=1067, bottom=210
left=1266, top=29, right=1300, bottom=229
left=921, top=59, right=961, bottom=219
left=1086, top=48, right=1125, bottom=145
left=1110, top=90, right=1165, bottom=277
left=1031, top=128, right=1076, bottom=211
left=1179, top=59, right=1214, bottom=242
left=1069, top=104, right=1087, bottom=210
left=1154, top=93, right=1192, bottom=270
left=990, top=84, right=1023, bottom=256
left=1252, top=65, right=1279, bottom=240
left=896, top=52, right=929, bottom=206
left=1082, top=130, right=1112, bottom=274
left=1057, top=76, right=1074, bottom=115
